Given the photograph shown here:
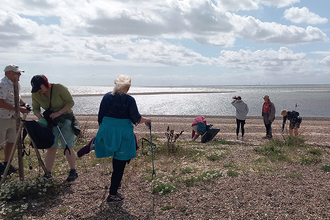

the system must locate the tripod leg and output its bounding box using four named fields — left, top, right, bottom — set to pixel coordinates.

left=23, top=125, right=48, bottom=174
